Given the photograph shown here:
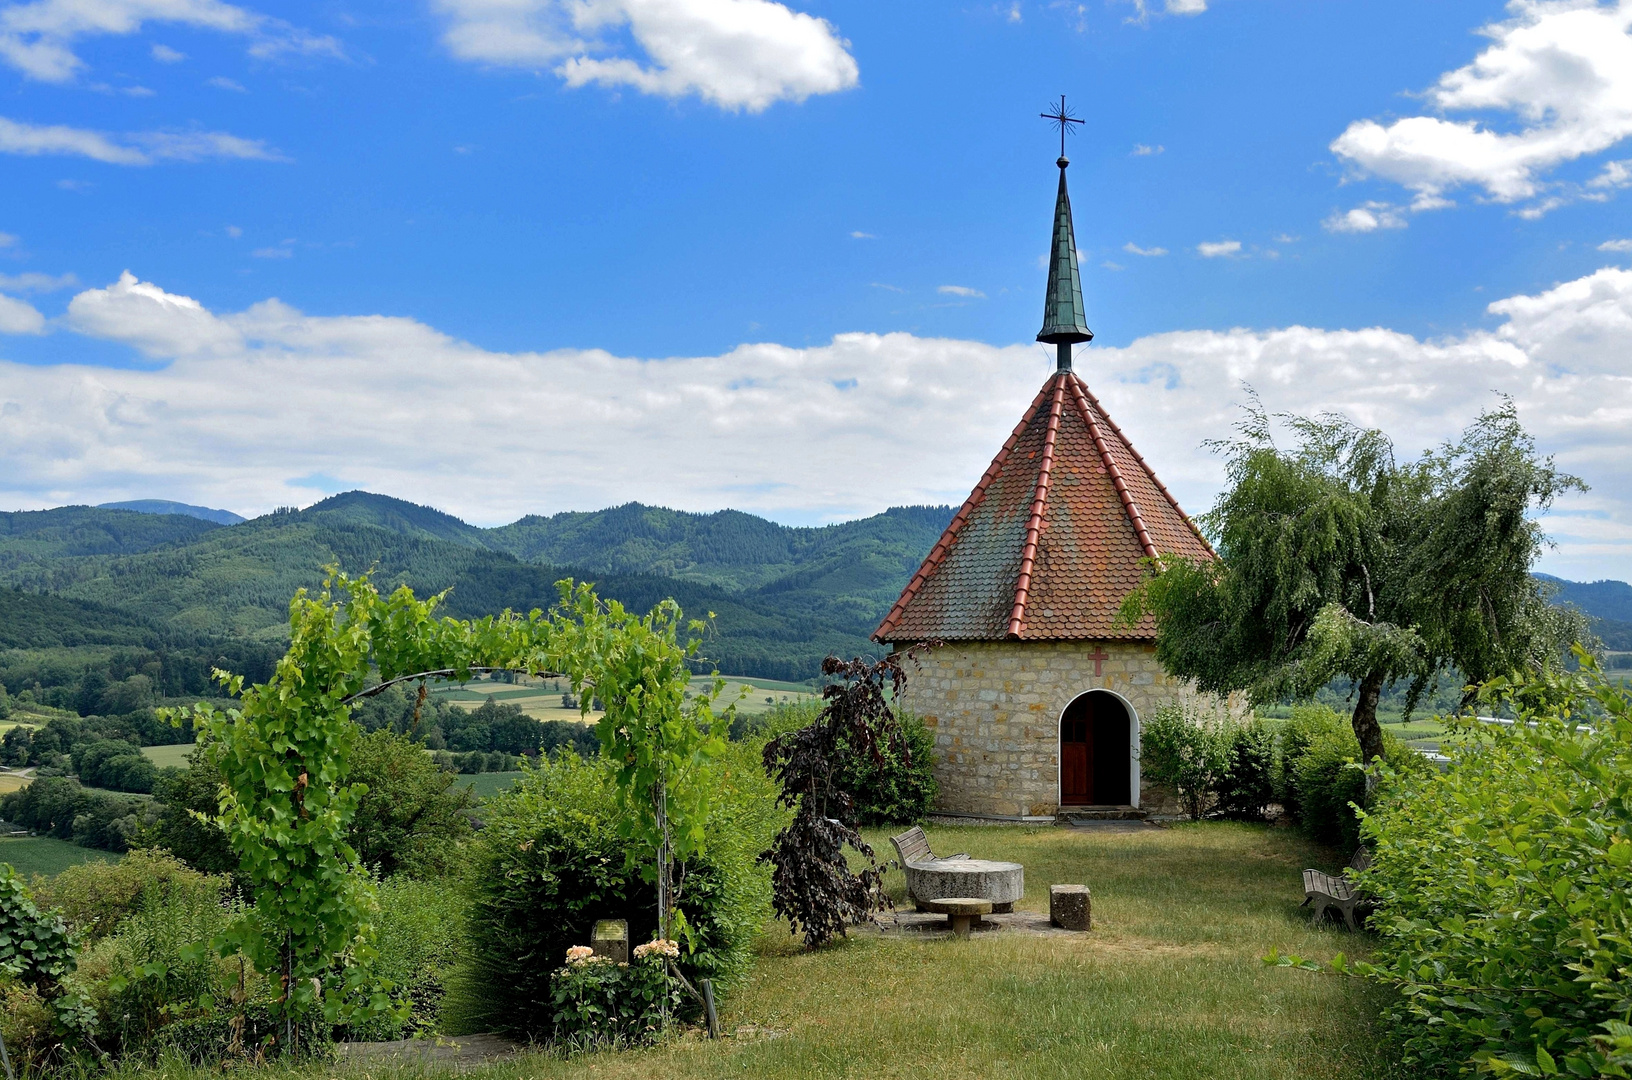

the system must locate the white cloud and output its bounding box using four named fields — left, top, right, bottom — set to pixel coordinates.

left=434, top=0, right=858, bottom=112
left=1601, top=238, right=1632, bottom=251
left=0, top=271, right=78, bottom=292
left=0, top=293, right=45, bottom=334
left=1124, top=242, right=1167, bottom=256
left=1324, top=201, right=1408, bottom=233
left=224, top=224, right=242, bottom=238
left=1131, top=143, right=1163, bottom=156
left=937, top=284, right=985, bottom=298
left=850, top=230, right=875, bottom=239
left=7, top=267, right=1632, bottom=579
left=0, top=0, right=340, bottom=82
left=250, top=246, right=290, bottom=258
left=150, top=42, right=184, bottom=62
left=1330, top=0, right=1632, bottom=221
left=1196, top=239, right=1241, bottom=257
left=0, top=232, right=16, bottom=247
left=0, top=115, right=282, bottom=164
left=206, top=75, right=244, bottom=91
left=1166, top=0, right=1205, bottom=13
